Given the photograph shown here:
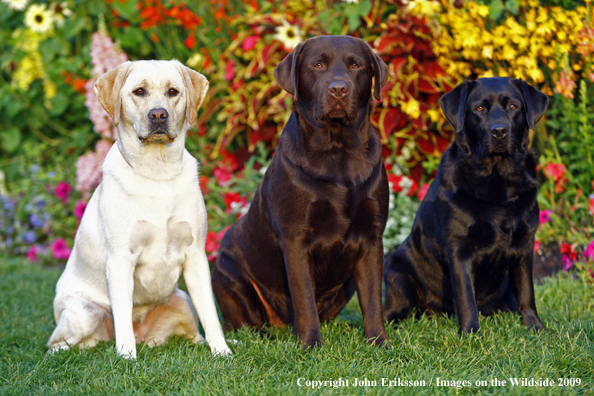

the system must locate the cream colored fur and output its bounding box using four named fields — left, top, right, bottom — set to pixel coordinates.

left=47, top=60, right=230, bottom=359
